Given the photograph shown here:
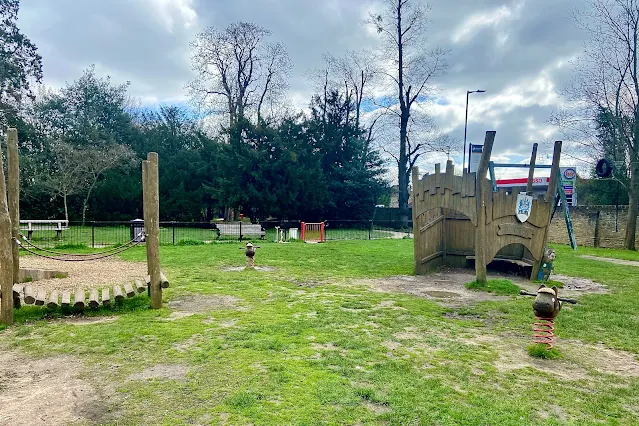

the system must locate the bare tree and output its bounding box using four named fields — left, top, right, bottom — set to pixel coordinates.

left=366, top=0, right=448, bottom=225
left=552, top=0, right=639, bottom=249
left=38, top=142, right=87, bottom=223
left=38, top=143, right=135, bottom=224
left=187, top=22, right=291, bottom=128
left=79, top=144, right=136, bottom=224
left=312, top=51, right=382, bottom=147
left=376, top=108, right=458, bottom=183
